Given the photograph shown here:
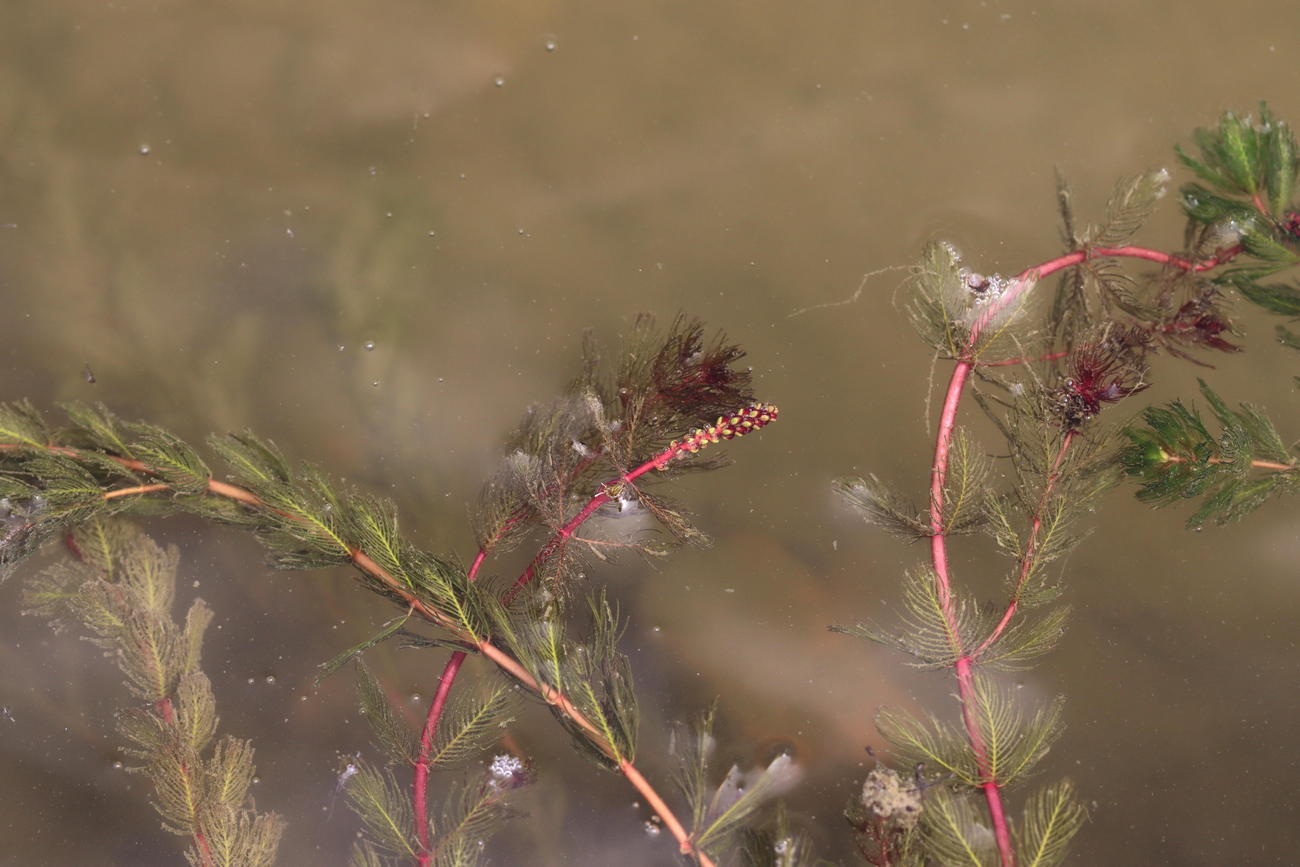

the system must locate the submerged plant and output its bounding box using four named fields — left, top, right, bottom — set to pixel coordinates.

left=0, top=109, right=1296, bottom=867
left=0, top=315, right=793, bottom=866
left=25, top=522, right=284, bottom=866
left=834, top=104, right=1298, bottom=866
